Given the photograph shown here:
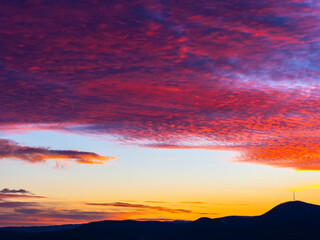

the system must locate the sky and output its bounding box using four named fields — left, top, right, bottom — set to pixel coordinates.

left=0, top=0, right=320, bottom=226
